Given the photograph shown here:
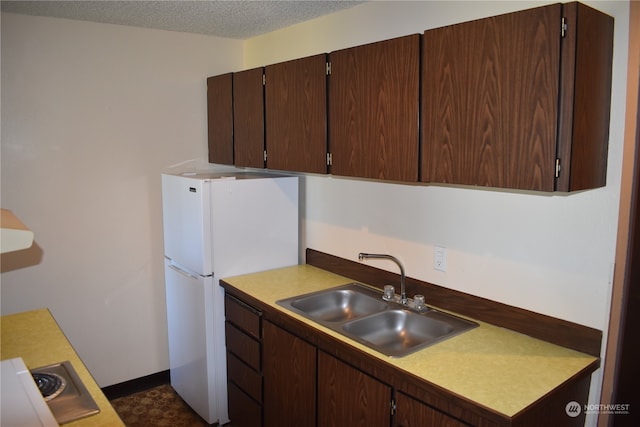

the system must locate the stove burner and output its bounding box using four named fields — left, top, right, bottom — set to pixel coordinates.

left=30, top=361, right=100, bottom=424
left=32, top=372, right=66, bottom=401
